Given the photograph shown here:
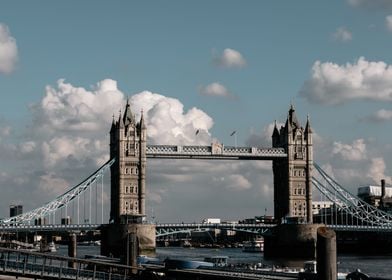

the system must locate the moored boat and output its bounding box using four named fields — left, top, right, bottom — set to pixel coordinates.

left=164, top=258, right=214, bottom=269
left=242, top=239, right=264, bottom=252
